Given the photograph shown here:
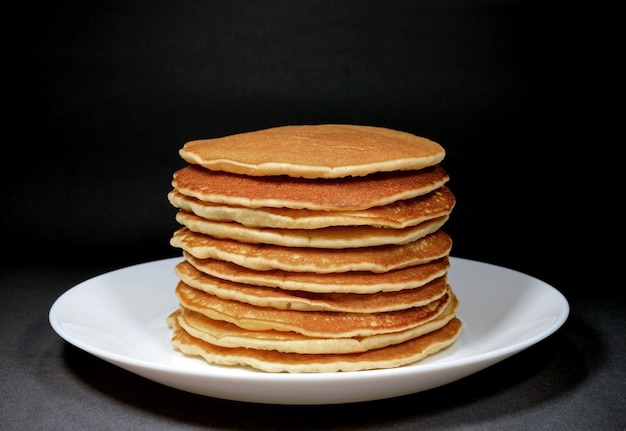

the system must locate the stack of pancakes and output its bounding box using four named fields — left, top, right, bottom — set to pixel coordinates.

left=165, top=124, right=462, bottom=373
